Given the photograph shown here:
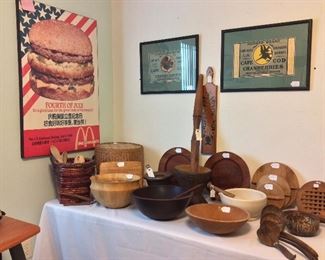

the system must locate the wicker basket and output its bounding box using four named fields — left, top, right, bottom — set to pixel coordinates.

left=95, top=142, right=144, bottom=173
left=50, top=156, right=95, bottom=205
